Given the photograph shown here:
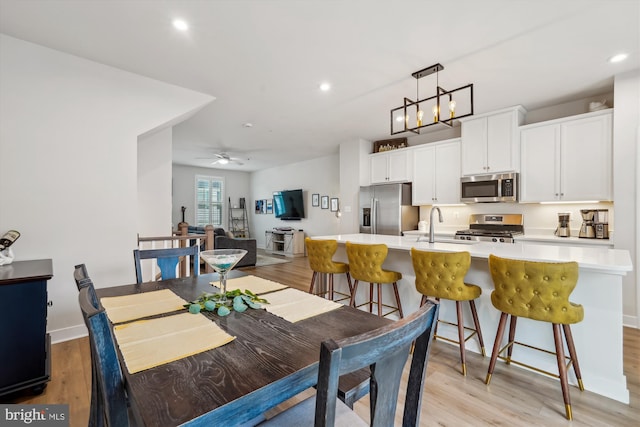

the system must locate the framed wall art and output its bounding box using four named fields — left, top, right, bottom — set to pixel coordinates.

left=312, top=193, right=320, bottom=207
left=330, top=198, right=339, bottom=212
left=321, top=196, right=329, bottom=209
